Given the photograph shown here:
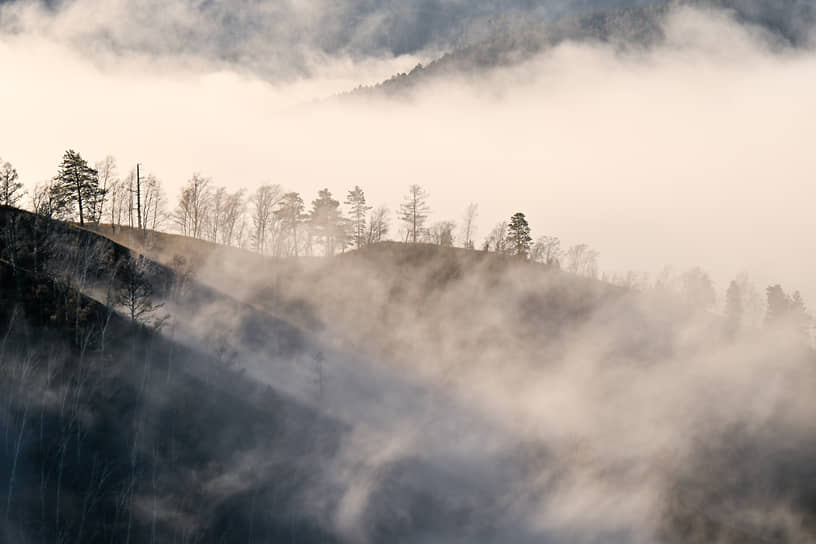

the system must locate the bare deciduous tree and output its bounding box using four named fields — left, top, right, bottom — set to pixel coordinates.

left=140, top=174, right=166, bottom=233
left=366, top=205, right=390, bottom=245
left=118, top=255, right=164, bottom=327
left=483, top=221, right=507, bottom=253
left=173, top=173, right=211, bottom=238
left=460, top=203, right=478, bottom=250
left=399, top=184, right=430, bottom=244
left=429, top=221, right=456, bottom=247
left=531, top=235, right=562, bottom=267
left=565, top=244, right=599, bottom=278
left=94, top=156, right=117, bottom=224
left=275, top=192, right=306, bottom=257
left=219, top=189, right=245, bottom=247
left=31, top=179, right=58, bottom=218
left=0, top=159, right=24, bottom=207
left=250, top=184, right=283, bottom=255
